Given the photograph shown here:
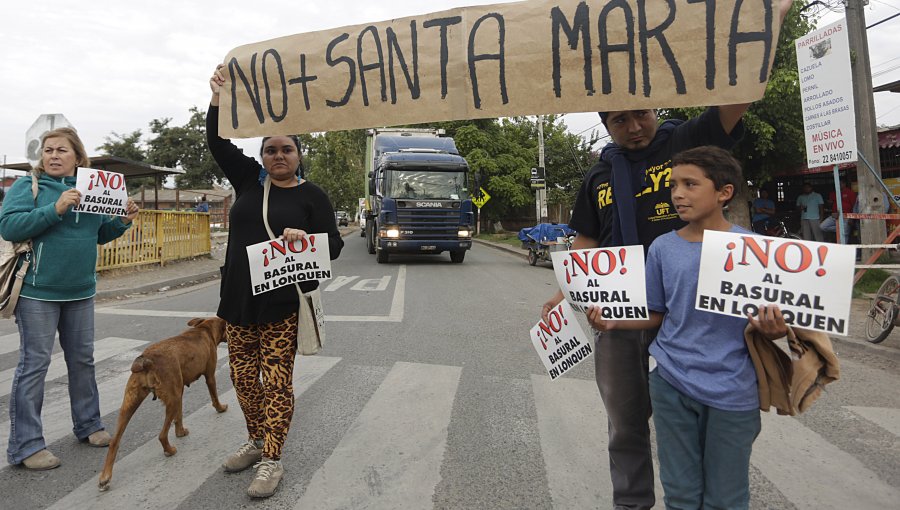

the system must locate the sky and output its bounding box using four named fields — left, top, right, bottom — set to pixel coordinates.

left=1, top=0, right=899, bottom=172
